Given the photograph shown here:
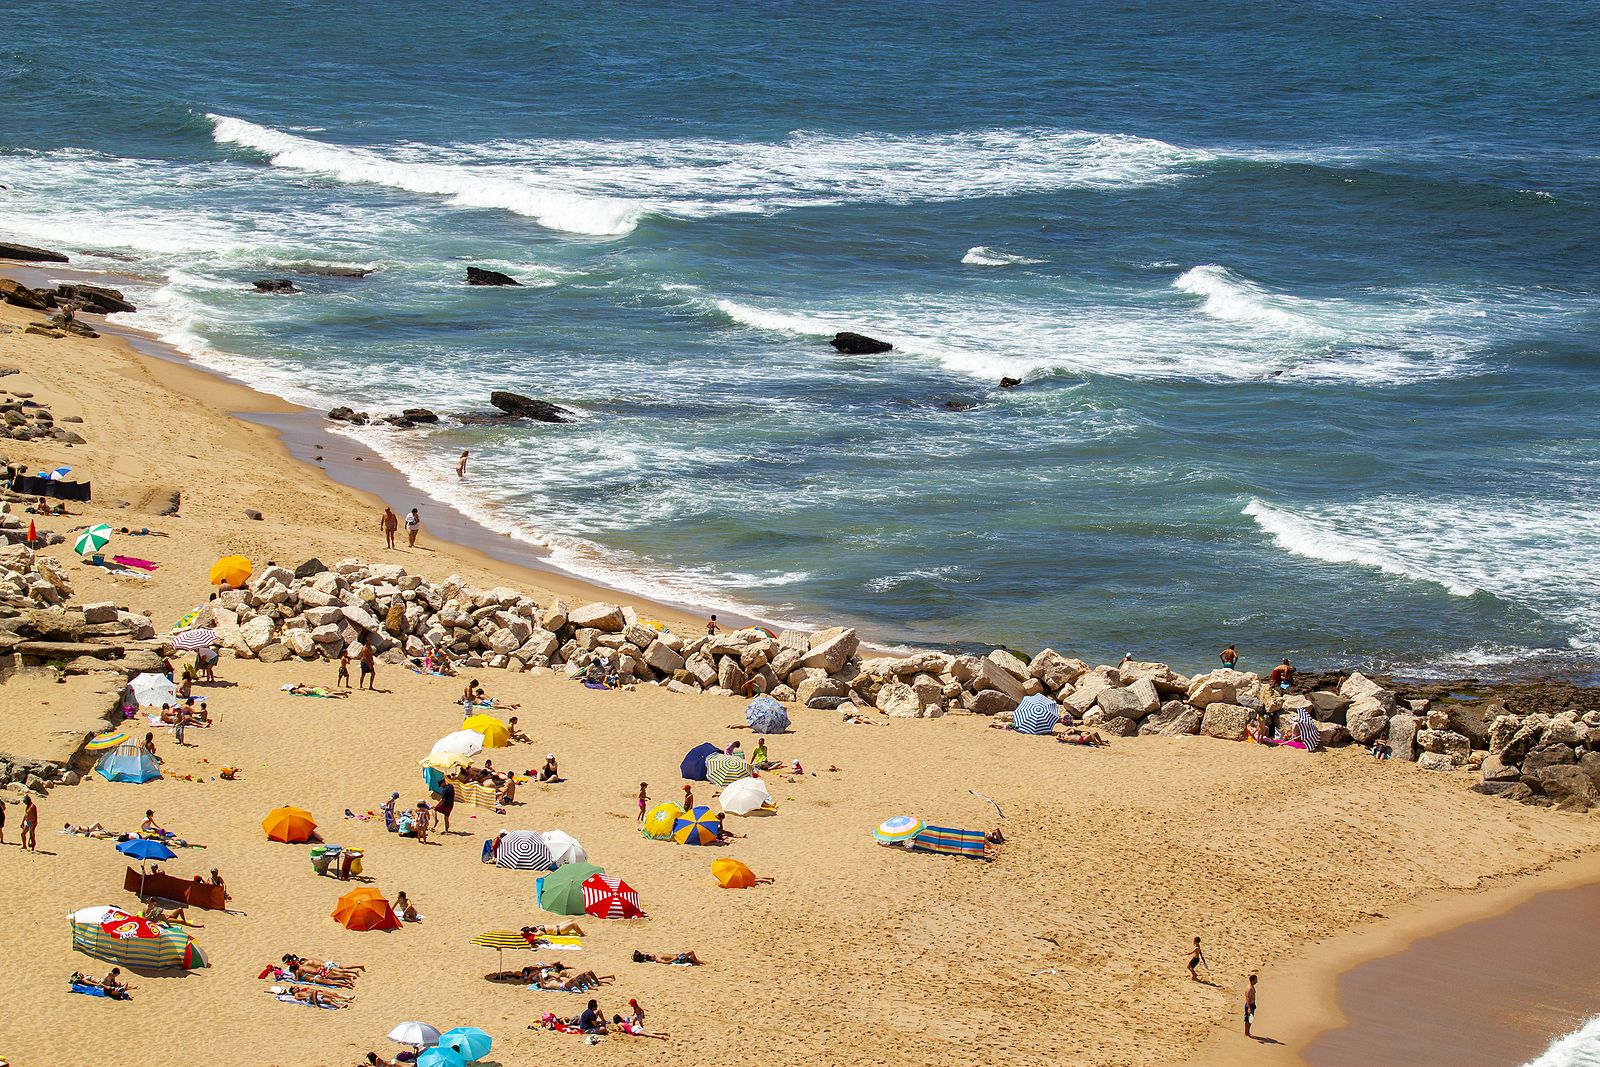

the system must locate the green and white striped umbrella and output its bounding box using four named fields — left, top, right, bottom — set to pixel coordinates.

left=73, top=523, right=113, bottom=556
